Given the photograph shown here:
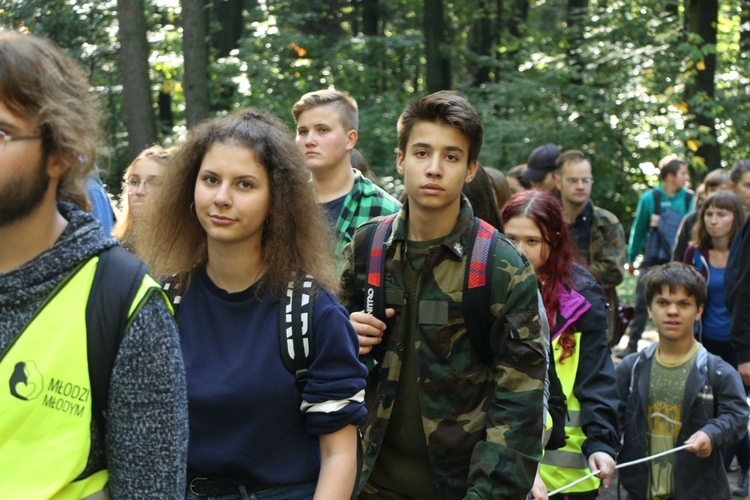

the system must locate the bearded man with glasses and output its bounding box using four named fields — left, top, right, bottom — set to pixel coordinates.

left=0, top=31, right=188, bottom=497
